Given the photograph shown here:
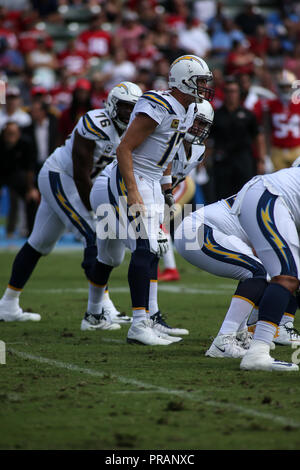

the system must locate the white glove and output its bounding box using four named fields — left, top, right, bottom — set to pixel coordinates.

left=157, top=229, right=169, bottom=257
